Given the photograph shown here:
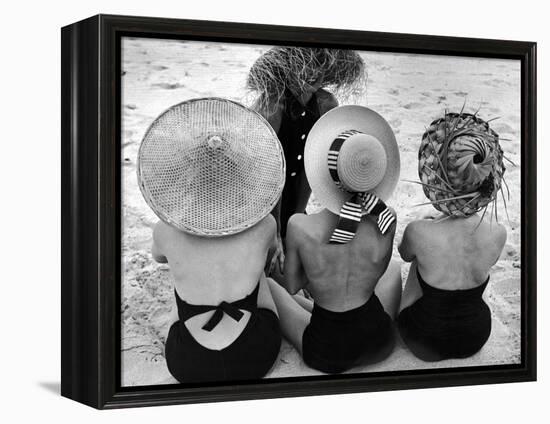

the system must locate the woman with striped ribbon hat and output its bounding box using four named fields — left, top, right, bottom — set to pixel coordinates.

left=246, top=47, right=367, bottom=278
left=267, top=105, right=402, bottom=373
